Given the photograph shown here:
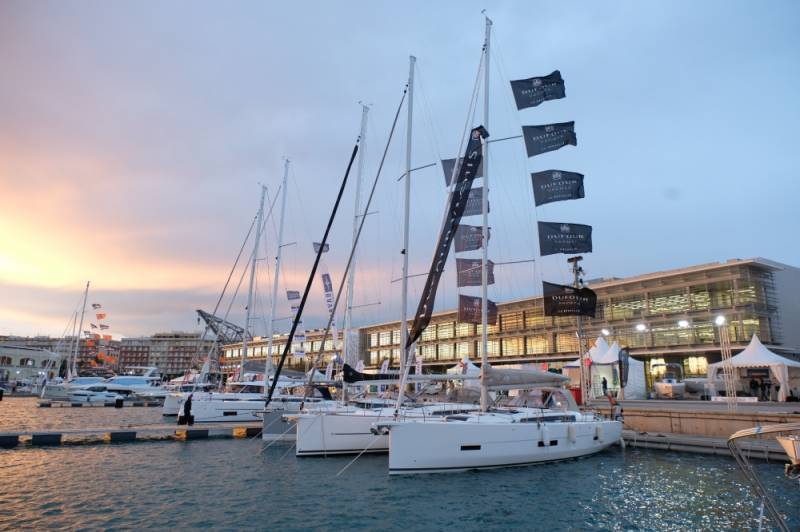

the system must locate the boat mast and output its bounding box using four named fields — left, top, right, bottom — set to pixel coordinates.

left=569, top=255, right=589, bottom=406
left=399, top=56, right=415, bottom=394
left=69, top=281, right=89, bottom=380
left=241, top=185, right=266, bottom=382
left=265, top=160, right=289, bottom=382
left=343, top=107, right=369, bottom=370
left=480, top=16, right=492, bottom=412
